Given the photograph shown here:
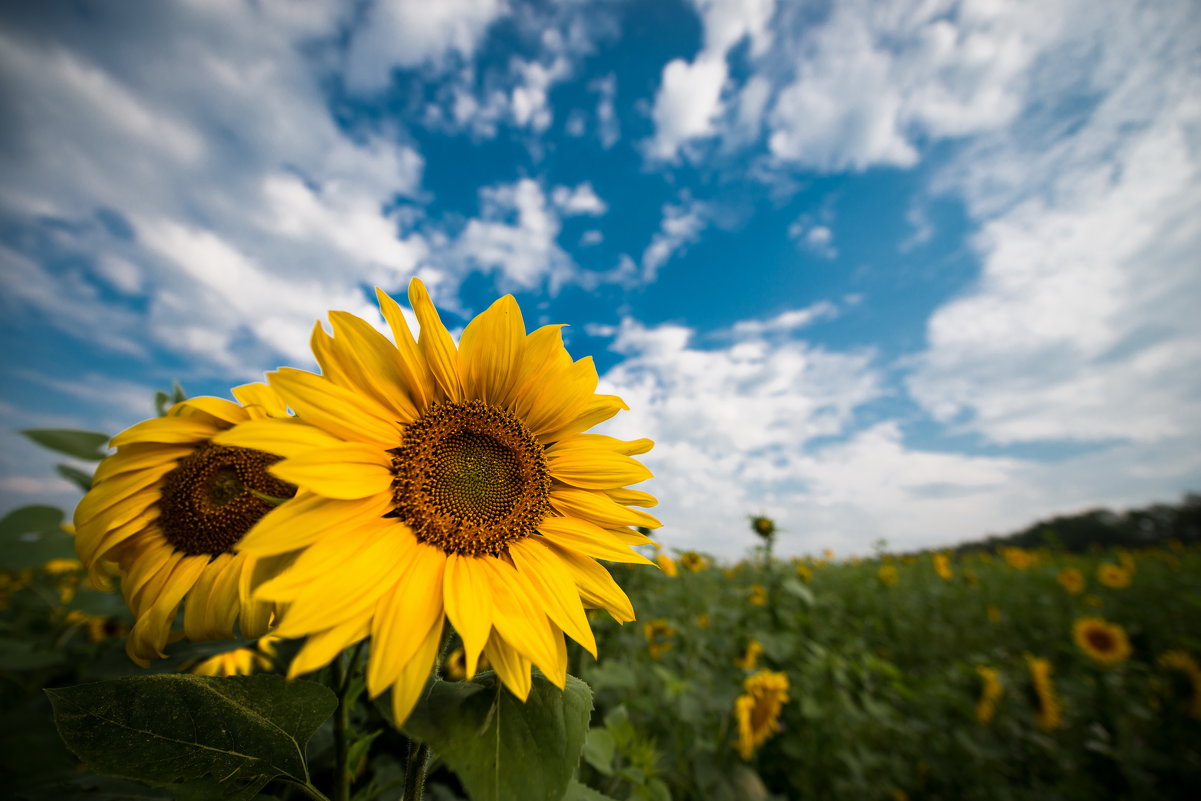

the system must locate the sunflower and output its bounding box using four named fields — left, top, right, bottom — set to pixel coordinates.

left=794, top=561, right=813, bottom=583
left=749, top=515, right=776, bottom=540
left=734, top=669, right=790, bottom=760
left=679, top=551, right=708, bottom=572
left=748, top=584, right=768, bottom=605
left=73, top=387, right=295, bottom=666
left=933, top=553, right=953, bottom=581
left=878, top=564, right=898, bottom=587
left=975, top=665, right=1003, bottom=724
left=643, top=619, right=676, bottom=660
left=1158, top=651, right=1201, bottom=719
left=1096, top=563, right=1131, bottom=588
left=1072, top=617, right=1132, bottom=666
left=215, top=279, right=659, bottom=725
left=189, top=636, right=278, bottom=677
left=734, top=639, right=763, bottom=671
left=655, top=552, right=679, bottom=577
left=1057, top=566, right=1085, bottom=595
left=1001, top=547, right=1034, bottom=570
left=1026, top=655, right=1063, bottom=731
